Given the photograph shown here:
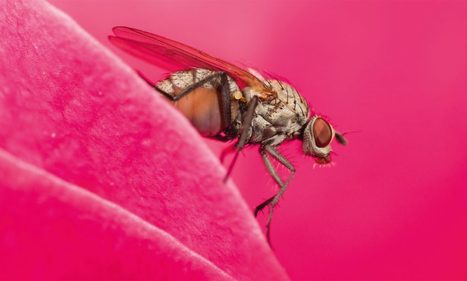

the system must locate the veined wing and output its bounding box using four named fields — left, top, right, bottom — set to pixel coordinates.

left=109, top=26, right=269, bottom=90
